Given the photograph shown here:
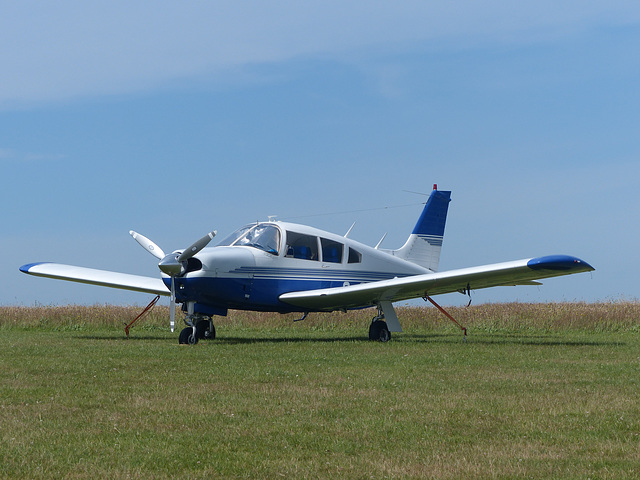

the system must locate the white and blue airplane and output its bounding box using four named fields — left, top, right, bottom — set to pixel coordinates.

left=20, top=186, right=594, bottom=343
